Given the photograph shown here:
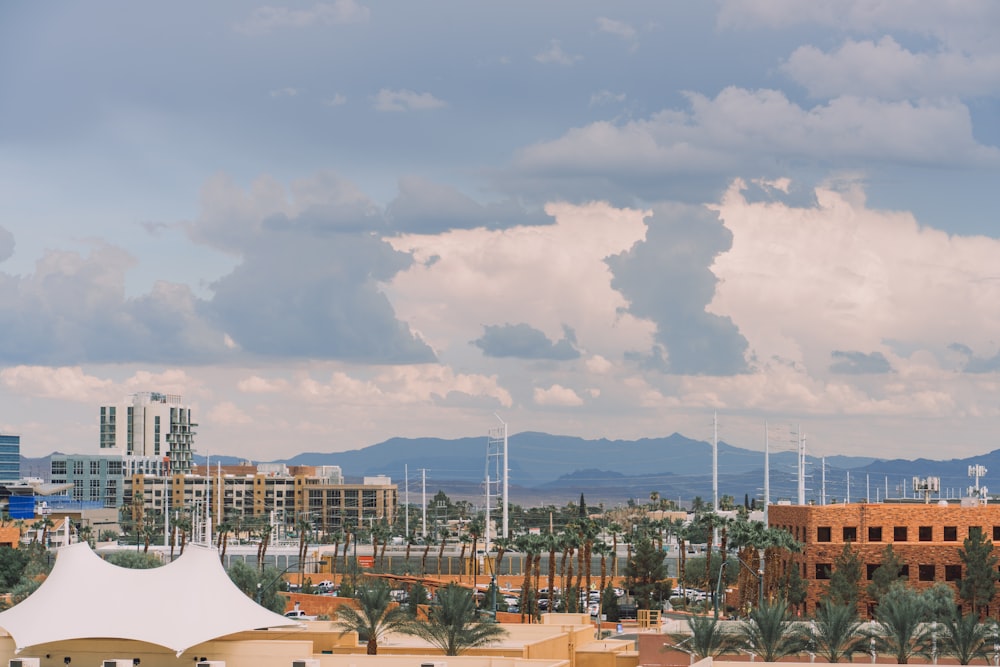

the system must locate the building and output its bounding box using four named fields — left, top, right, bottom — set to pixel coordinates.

left=125, top=464, right=397, bottom=536
left=100, top=392, right=196, bottom=473
left=0, top=433, right=20, bottom=482
left=768, top=500, right=1000, bottom=616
